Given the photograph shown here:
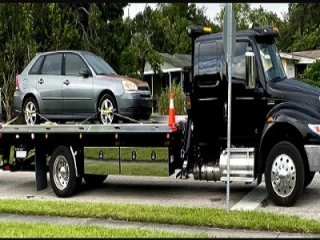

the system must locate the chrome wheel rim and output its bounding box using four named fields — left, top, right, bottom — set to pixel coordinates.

left=100, top=99, right=114, bottom=125
left=271, top=154, right=296, bottom=197
left=24, top=101, right=37, bottom=125
left=53, top=156, right=70, bottom=191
